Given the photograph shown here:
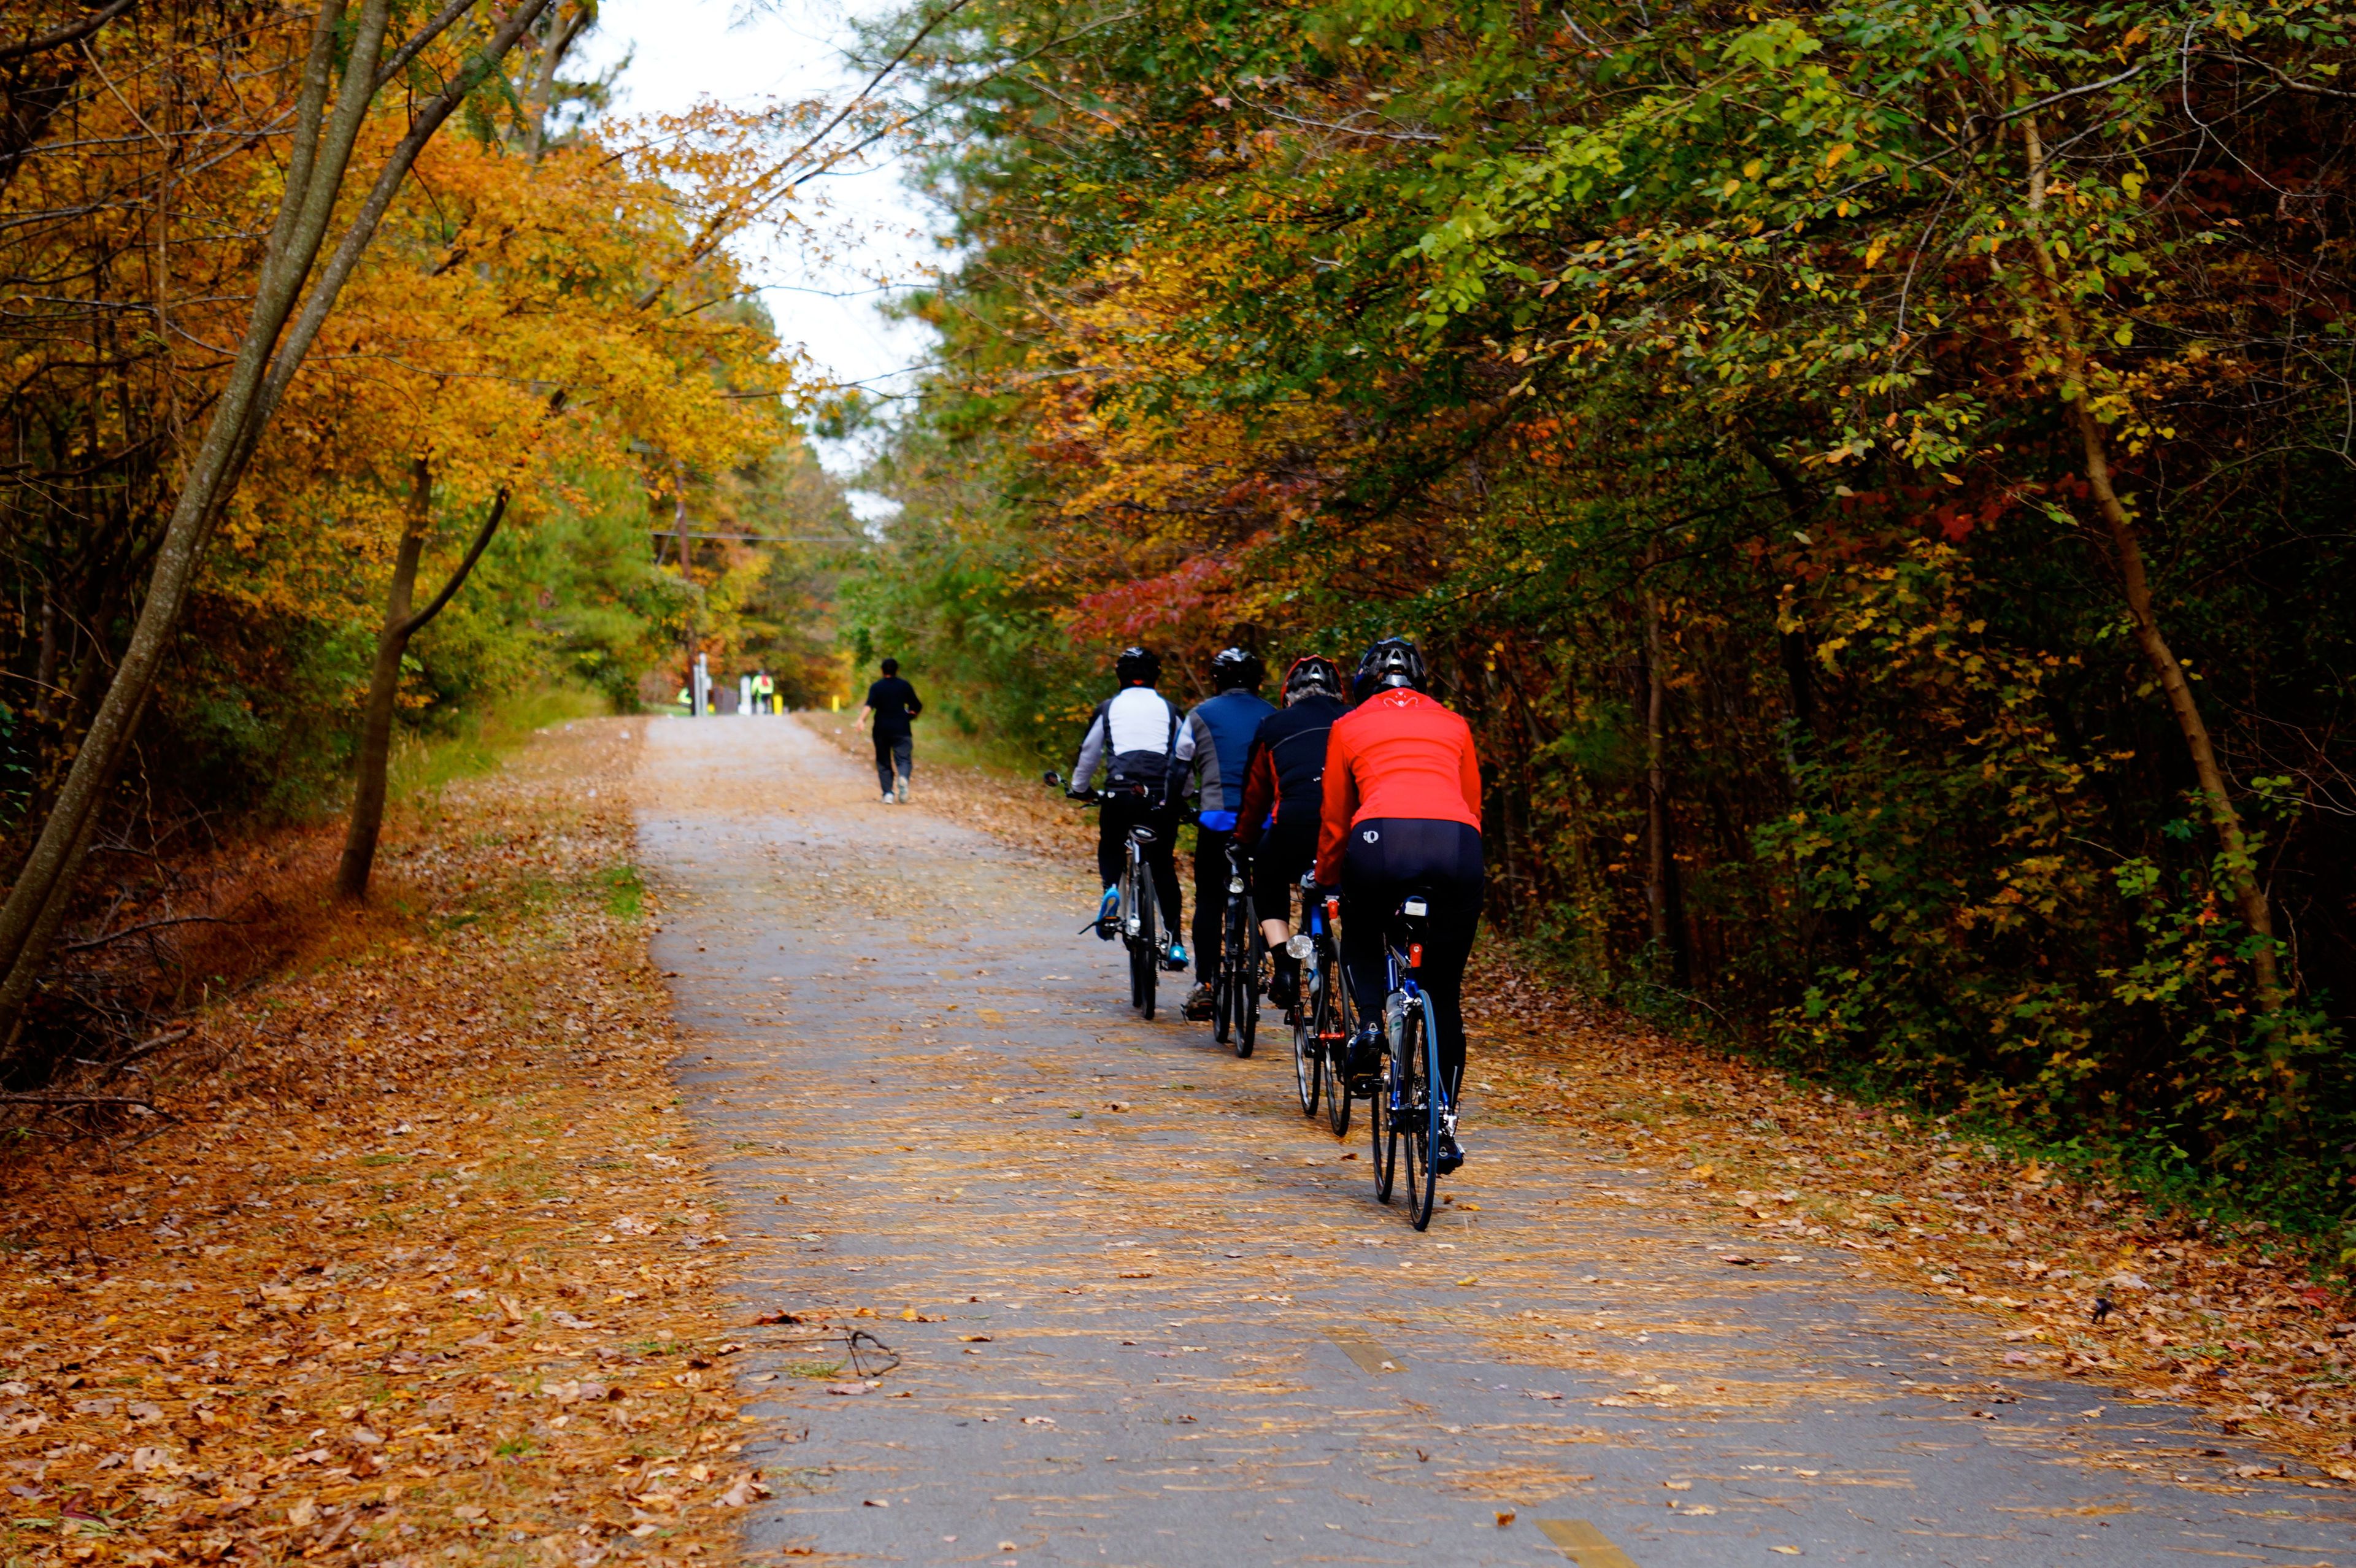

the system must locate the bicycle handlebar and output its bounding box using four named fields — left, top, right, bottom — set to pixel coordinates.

left=1042, top=769, right=1159, bottom=807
